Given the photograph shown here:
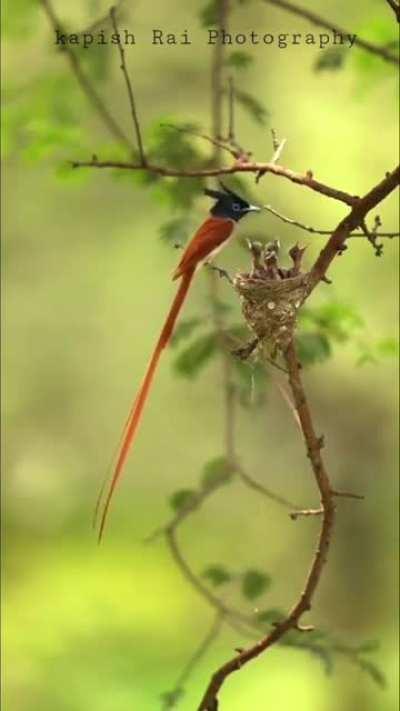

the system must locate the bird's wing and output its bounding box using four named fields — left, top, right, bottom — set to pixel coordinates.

left=173, top=216, right=234, bottom=280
